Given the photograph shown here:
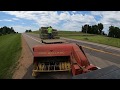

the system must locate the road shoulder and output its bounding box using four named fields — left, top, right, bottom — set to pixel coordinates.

left=12, top=35, right=33, bottom=79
